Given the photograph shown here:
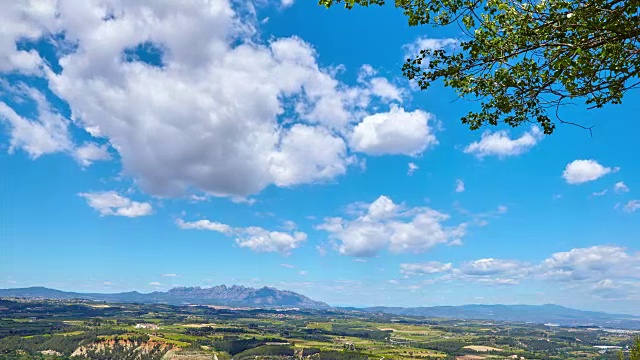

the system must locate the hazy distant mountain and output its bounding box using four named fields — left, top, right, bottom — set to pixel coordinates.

left=3, top=287, right=640, bottom=329
left=359, top=304, right=640, bottom=329
left=0, top=286, right=329, bottom=309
